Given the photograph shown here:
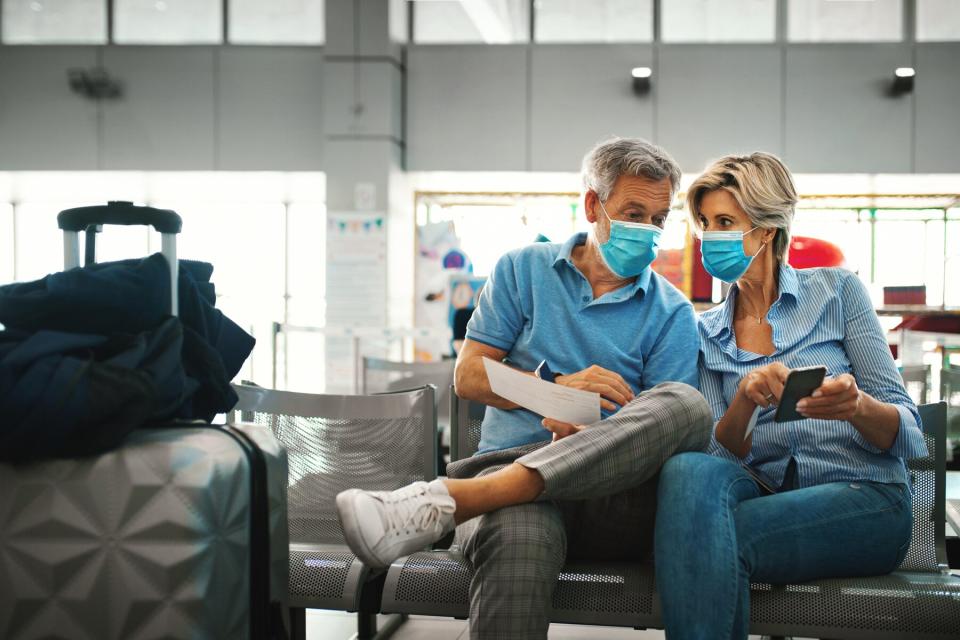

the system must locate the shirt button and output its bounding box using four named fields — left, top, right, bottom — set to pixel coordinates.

left=582, top=296, right=590, bottom=302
